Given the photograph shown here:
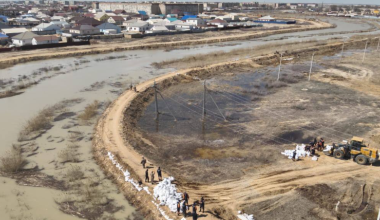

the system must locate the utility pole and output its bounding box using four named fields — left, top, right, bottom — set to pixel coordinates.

left=154, top=80, right=159, bottom=119
left=202, top=80, right=206, bottom=121
left=308, top=52, right=315, bottom=81
left=339, top=36, right=349, bottom=63
left=339, top=42, right=345, bottom=63
left=362, top=39, right=368, bottom=63
left=277, top=53, right=282, bottom=81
